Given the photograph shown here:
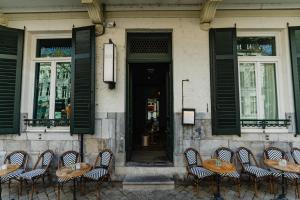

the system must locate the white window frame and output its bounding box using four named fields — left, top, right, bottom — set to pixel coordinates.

left=28, top=33, right=72, bottom=128
left=237, top=30, right=286, bottom=132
